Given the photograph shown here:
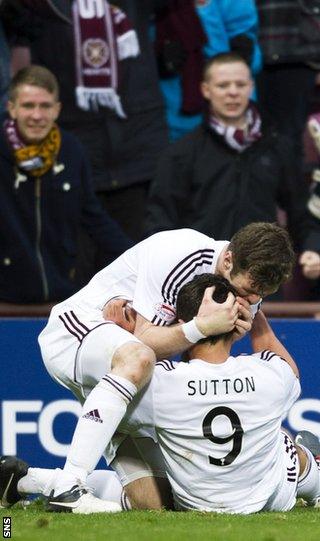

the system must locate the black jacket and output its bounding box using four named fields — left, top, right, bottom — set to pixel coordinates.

left=0, top=128, right=132, bottom=303
left=146, top=123, right=320, bottom=252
